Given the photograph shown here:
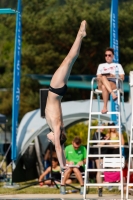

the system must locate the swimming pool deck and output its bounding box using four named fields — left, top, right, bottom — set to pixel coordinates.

left=0, top=193, right=132, bottom=200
